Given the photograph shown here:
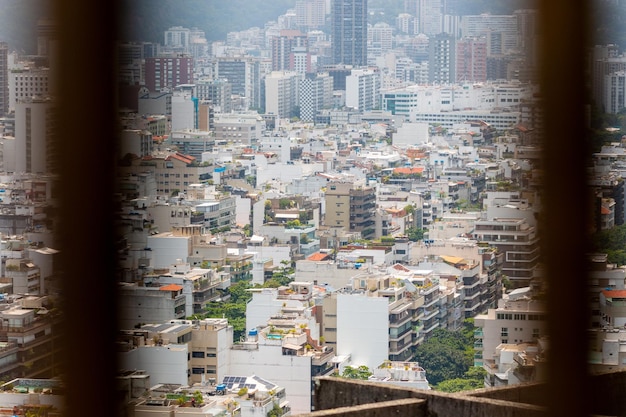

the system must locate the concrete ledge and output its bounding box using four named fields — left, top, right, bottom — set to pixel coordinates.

left=296, top=398, right=427, bottom=417
left=310, top=377, right=547, bottom=417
